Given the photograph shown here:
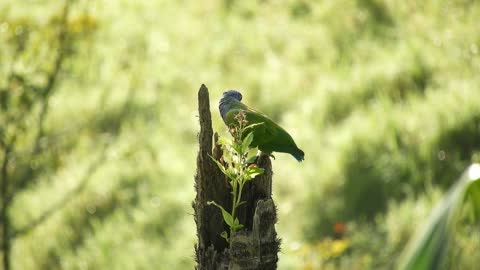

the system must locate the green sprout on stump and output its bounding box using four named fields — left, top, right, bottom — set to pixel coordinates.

left=208, top=111, right=265, bottom=242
